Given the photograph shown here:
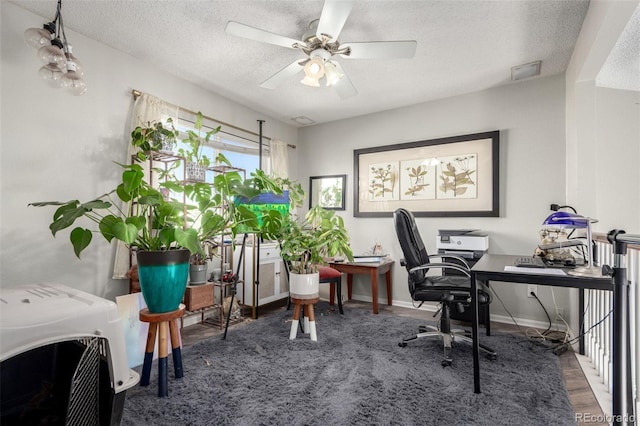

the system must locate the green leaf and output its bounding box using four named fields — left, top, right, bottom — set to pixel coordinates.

left=112, top=221, right=139, bottom=245
left=116, top=183, right=132, bottom=202
left=70, top=227, right=92, bottom=258
left=122, top=168, right=143, bottom=195
left=28, top=200, right=68, bottom=207
left=175, top=228, right=200, bottom=254
left=81, top=200, right=111, bottom=210
left=162, top=181, right=184, bottom=193
left=126, top=216, right=146, bottom=231
left=158, top=228, right=177, bottom=250
left=98, top=214, right=119, bottom=242
left=49, top=203, right=87, bottom=236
